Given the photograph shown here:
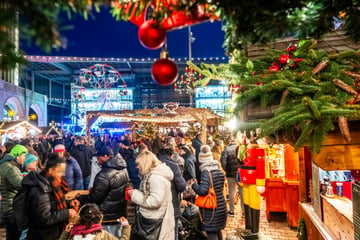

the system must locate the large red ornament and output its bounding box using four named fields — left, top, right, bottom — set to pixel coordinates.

left=138, top=20, right=166, bottom=49
left=152, top=51, right=178, bottom=86
left=269, top=65, right=279, bottom=72
left=279, top=54, right=290, bottom=64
